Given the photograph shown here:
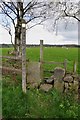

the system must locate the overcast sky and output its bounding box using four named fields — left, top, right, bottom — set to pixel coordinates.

left=0, top=18, right=78, bottom=45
